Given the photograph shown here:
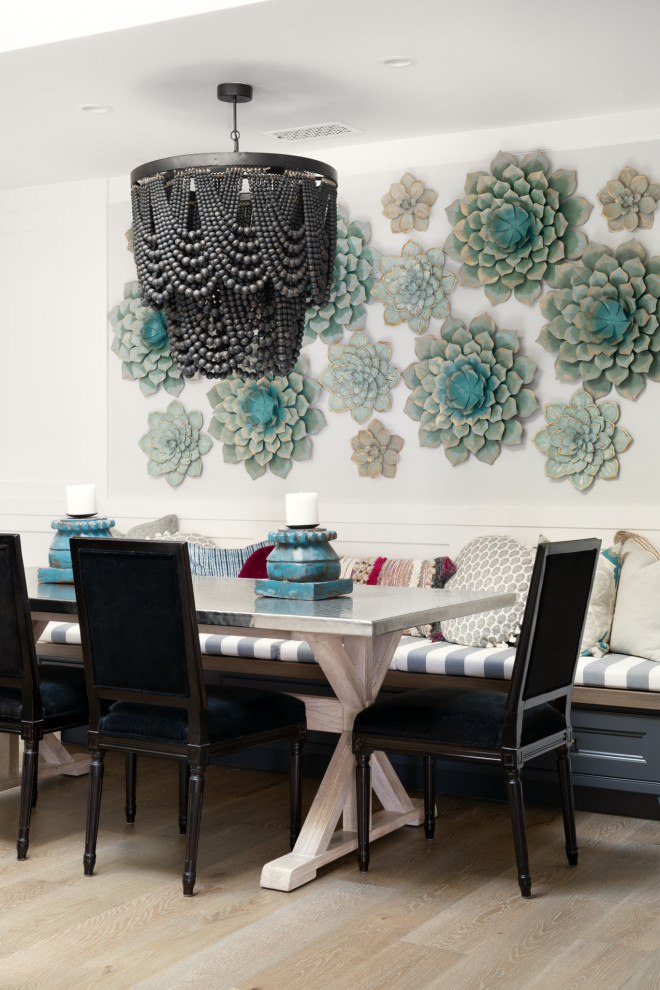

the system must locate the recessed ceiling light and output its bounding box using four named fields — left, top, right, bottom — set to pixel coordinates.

left=79, top=104, right=114, bottom=114
left=380, top=56, right=417, bottom=68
